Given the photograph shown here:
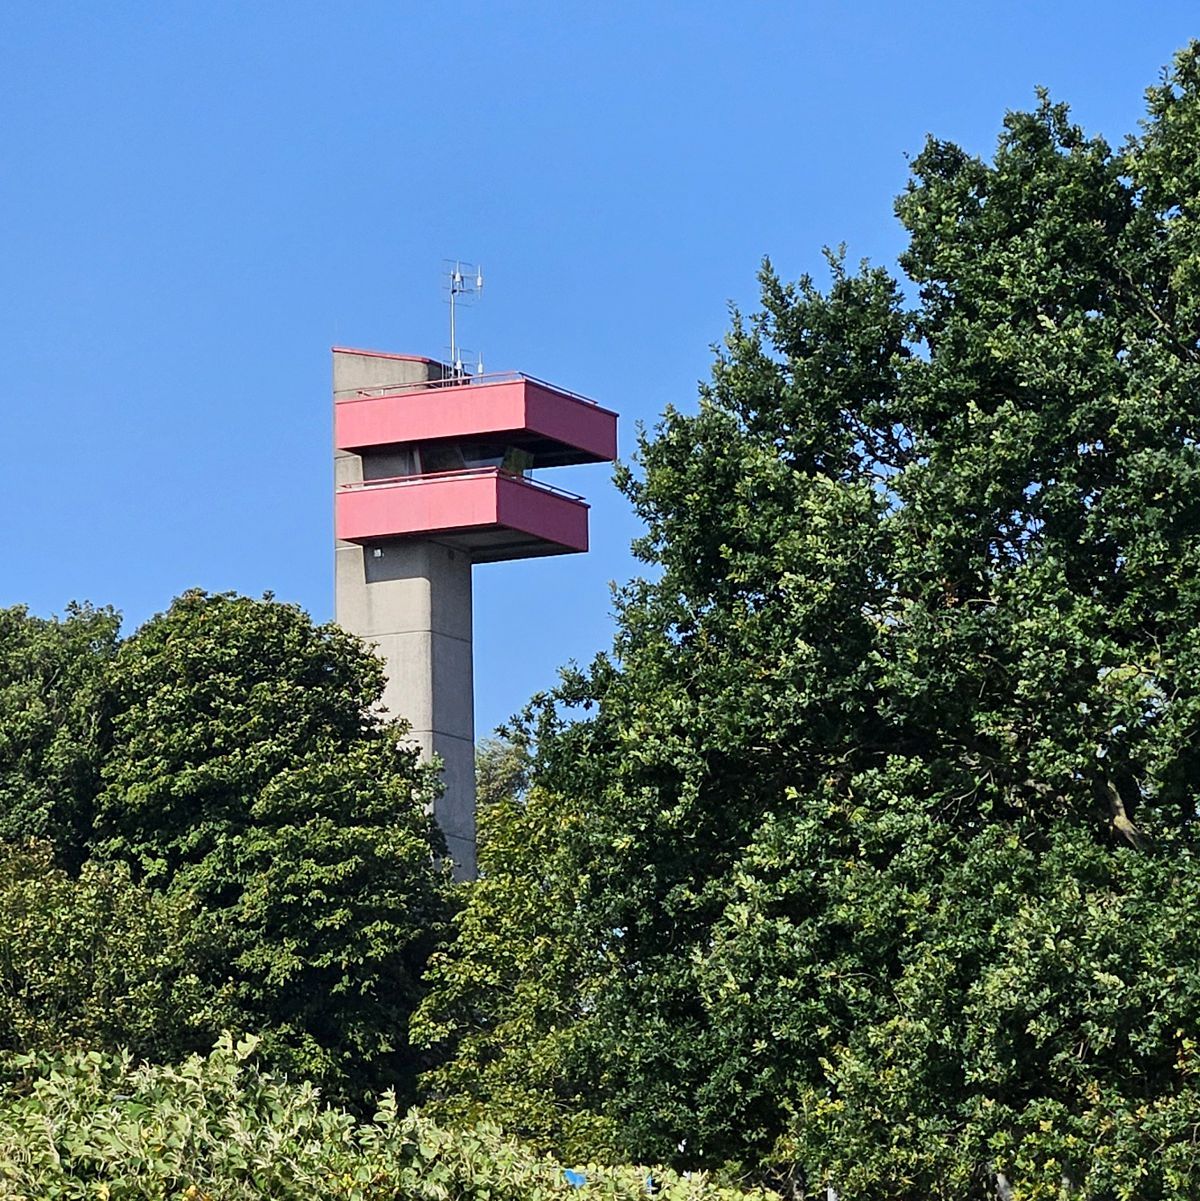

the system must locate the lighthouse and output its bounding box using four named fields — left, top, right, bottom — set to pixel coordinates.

left=333, top=347, right=617, bottom=878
